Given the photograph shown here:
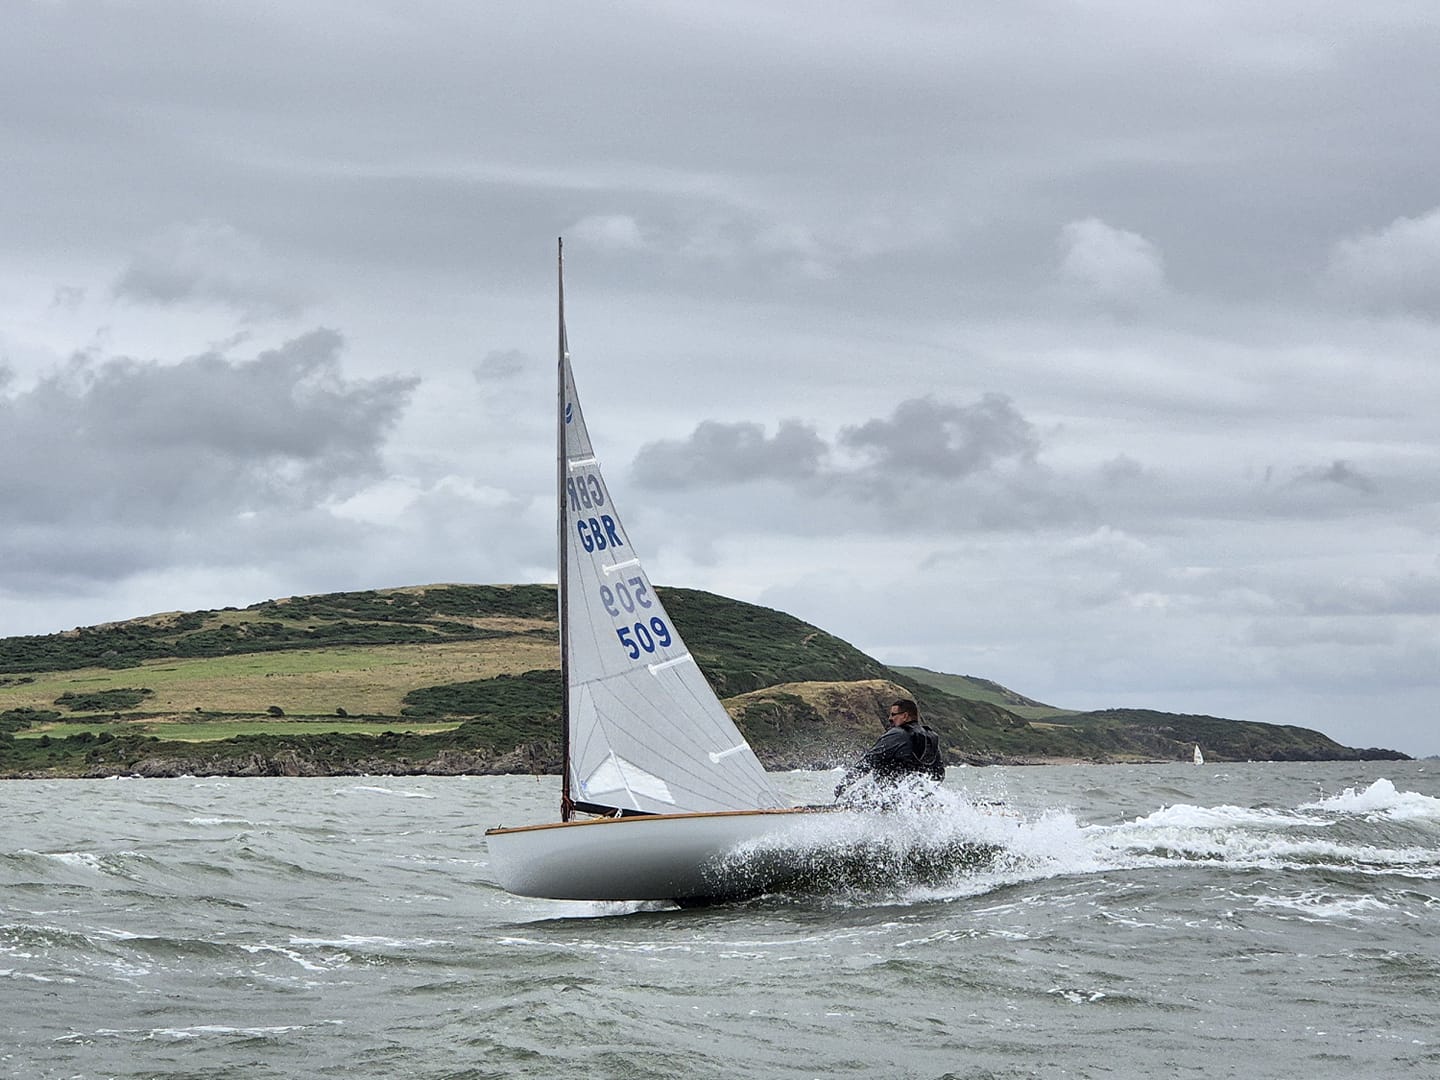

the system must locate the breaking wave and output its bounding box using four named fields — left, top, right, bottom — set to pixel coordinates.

left=713, top=776, right=1440, bottom=904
